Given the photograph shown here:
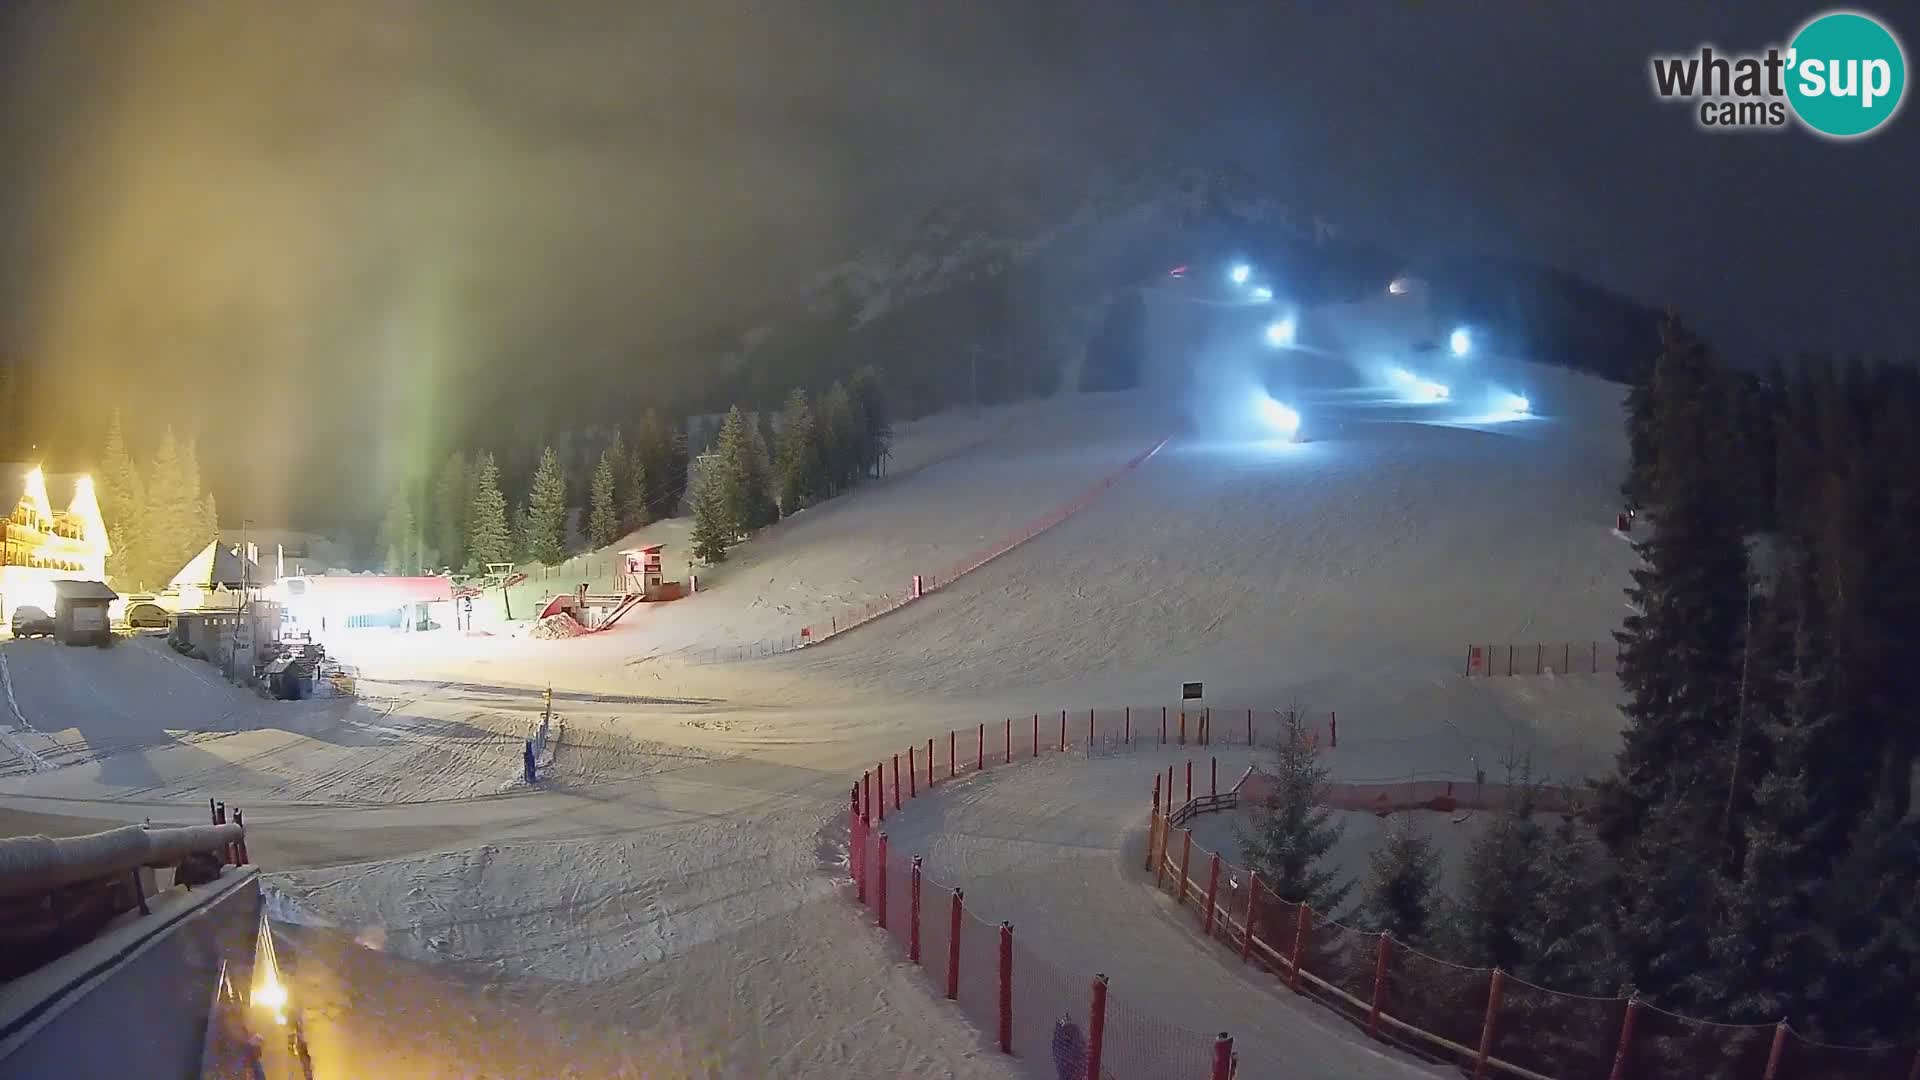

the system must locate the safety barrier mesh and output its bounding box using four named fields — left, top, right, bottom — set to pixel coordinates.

left=1607, top=1001, right=1774, bottom=1079
left=1382, top=945, right=1489, bottom=1059
left=1300, top=911, right=1375, bottom=1023
left=1774, top=1035, right=1915, bottom=1079
left=880, top=850, right=911, bottom=954
left=920, top=885, right=954, bottom=1000
left=955, top=909, right=1001, bottom=1034
left=1008, top=938, right=1078, bottom=1068
left=1489, top=975, right=1626, bottom=1080
left=1100, top=980, right=1218, bottom=1080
